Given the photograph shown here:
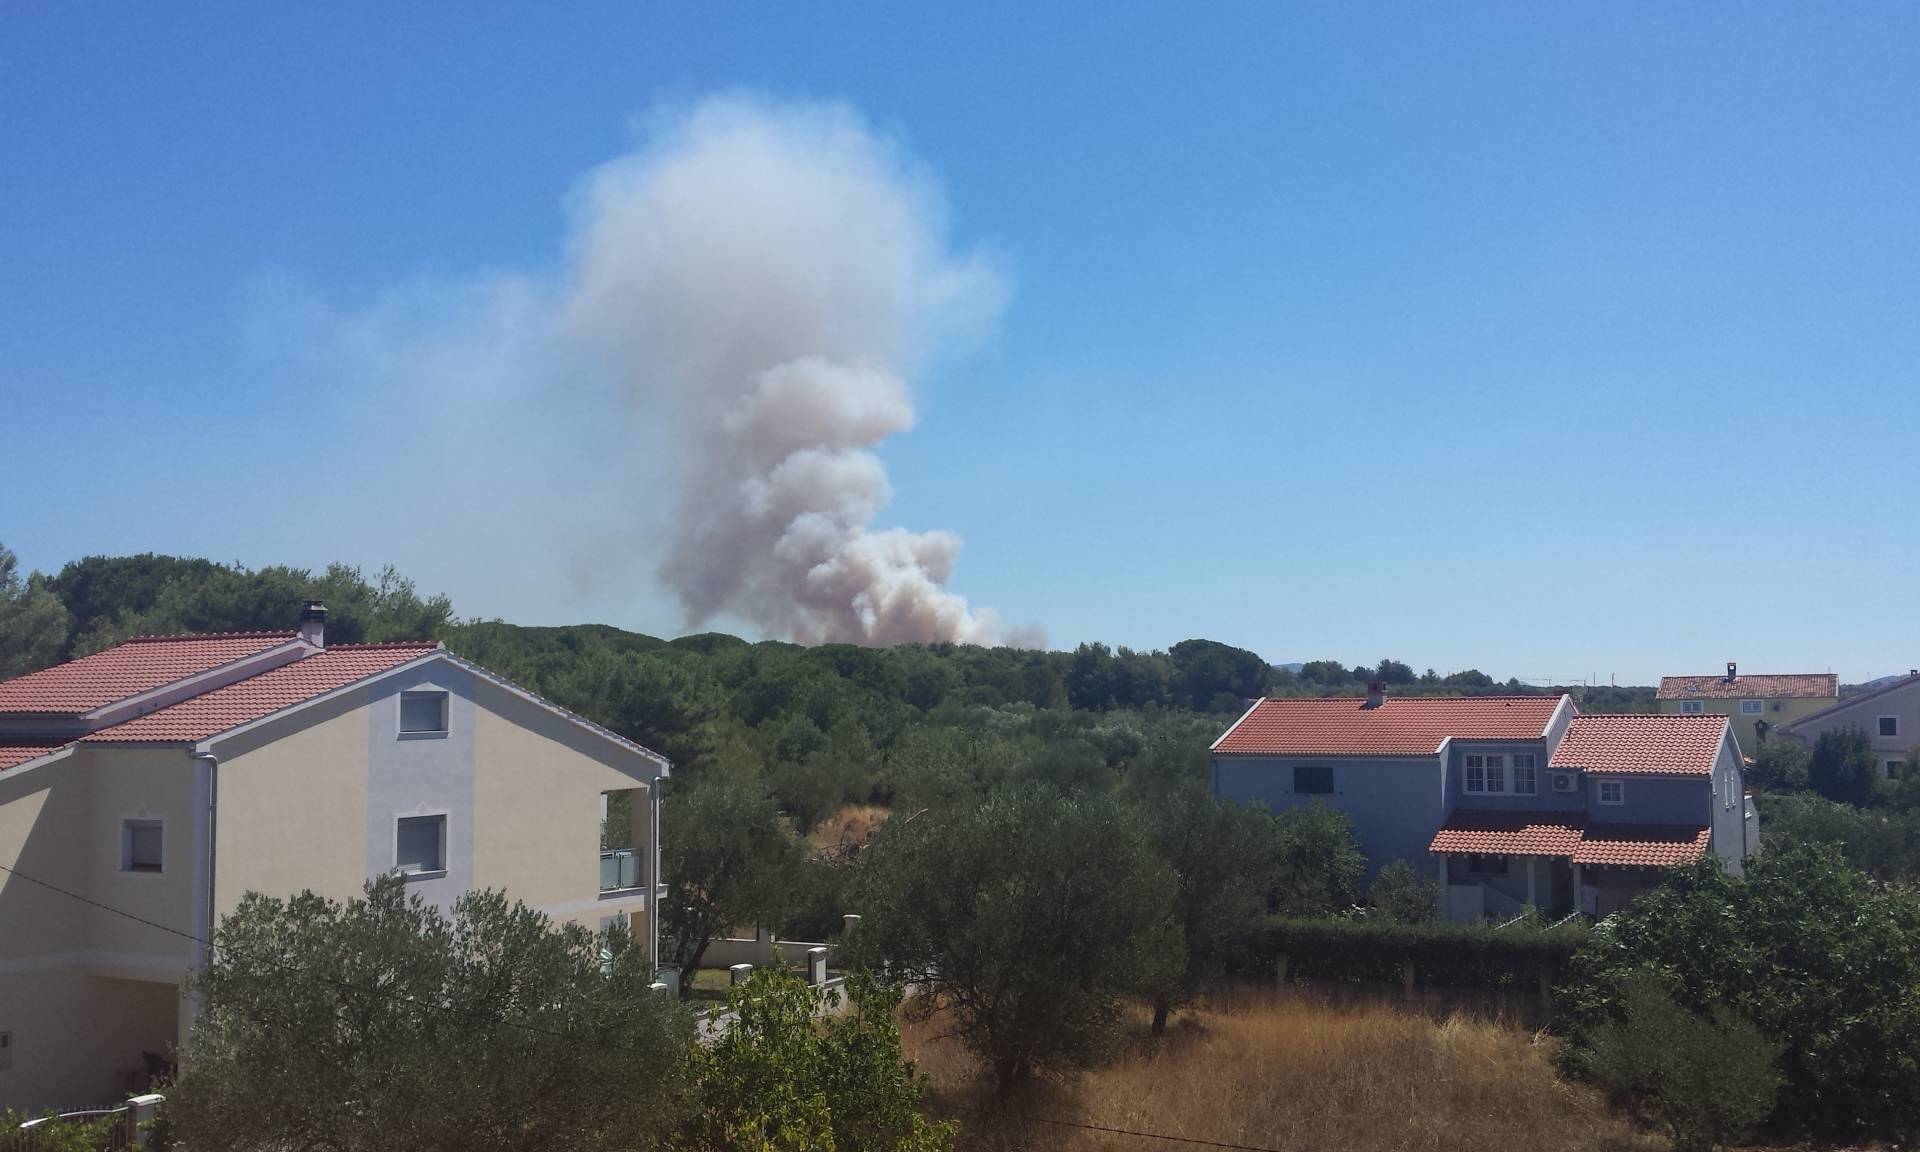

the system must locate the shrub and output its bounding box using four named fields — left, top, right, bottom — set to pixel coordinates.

left=1367, top=859, right=1438, bottom=922
left=1575, top=970, right=1780, bottom=1152
left=1563, top=844, right=1920, bottom=1142
left=677, top=968, right=952, bottom=1152
left=0, top=1111, right=118, bottom=1152
left=1747, top=738, right=1810, bottom=792
left=1246, top=916, right=1584, bottom=988
left=1809, top=725, right=1880, bottom=805
left=169, top=876, right=690, bottom=1152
